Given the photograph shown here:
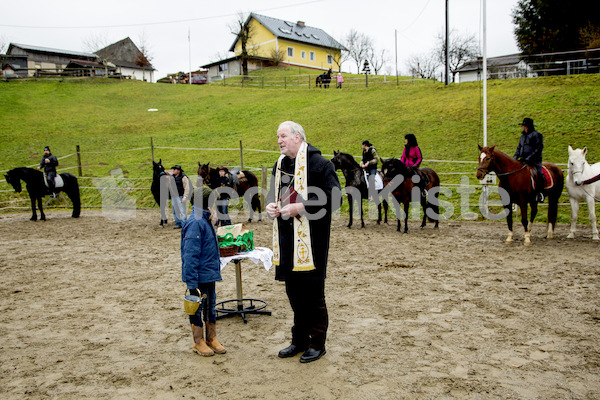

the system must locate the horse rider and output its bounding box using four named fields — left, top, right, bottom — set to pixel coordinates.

left=37, top=146, right=58, bottom=197
left=171, top=165, right=193, bottom=229
left=361, top=140, right=379, bottom=185
left=400, top=133, right=428, bottom=197
left=514, top=117, right=545, bottom=202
